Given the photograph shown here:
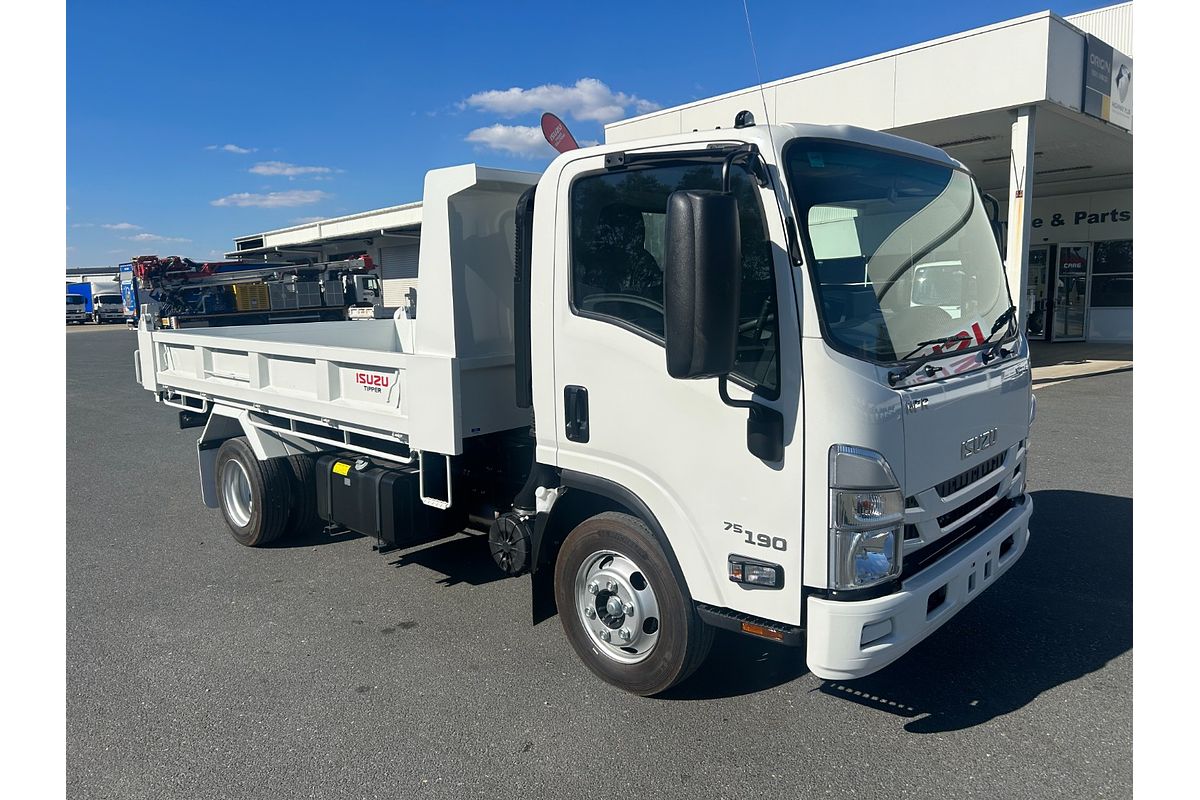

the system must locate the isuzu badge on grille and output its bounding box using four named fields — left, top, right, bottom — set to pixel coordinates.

left=961, top=428, right=998, bottom=459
